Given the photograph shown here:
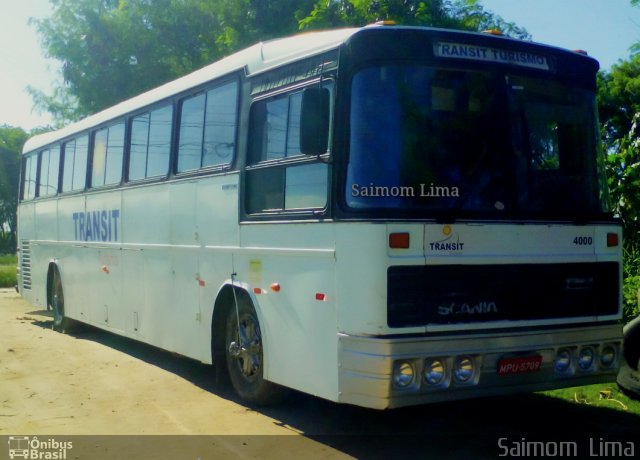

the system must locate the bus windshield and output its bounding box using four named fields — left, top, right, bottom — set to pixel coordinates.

left=346, top=65, right=609, bottom=220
